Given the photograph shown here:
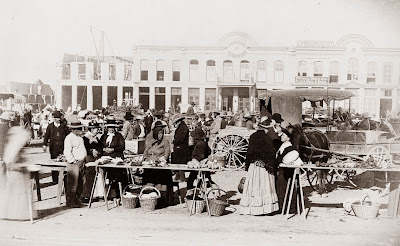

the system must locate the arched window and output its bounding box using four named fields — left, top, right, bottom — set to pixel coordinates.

left=383, top=62, right=393, bottom=84
left=257, top=61, right=267, bottom=82
left=313, top=61, right=323, bottom=77
left=172, top=60, right=180, bottom=81
left=297, top=61, right=307, bottom=77
left=367, top=62, right=376, bottom=84
left=329, top=61, right=339, bottom=83
left=156, top=60, right=165, bottom=81
left=189, top=60, right=199, bottom=82
left=274, top=61, right=284, bottom=83
left=141, top=60, right=149, bottom=81
left=206, top=60, right=216, bottom=82
left=223, top=60, right=233, bottom=82
left=347, top=58, right=359, bottom=80
left=240, top=60, right=250, bottom=82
